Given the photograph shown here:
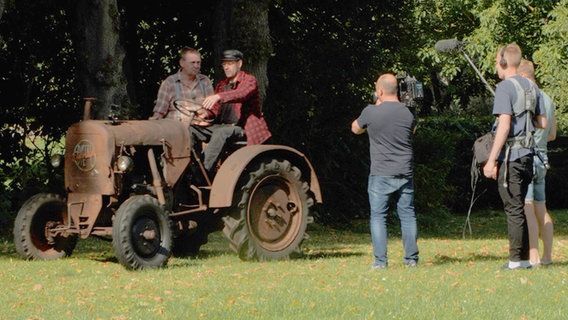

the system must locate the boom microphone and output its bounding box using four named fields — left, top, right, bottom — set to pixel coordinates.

left=434, top=38, right=496, bottom=96
left=434, top=39, right=464, bottom=53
